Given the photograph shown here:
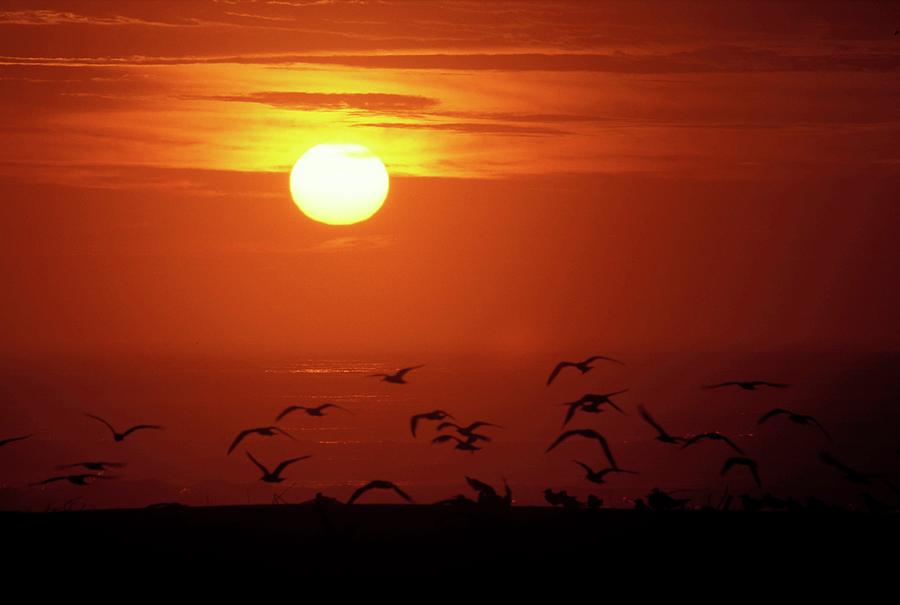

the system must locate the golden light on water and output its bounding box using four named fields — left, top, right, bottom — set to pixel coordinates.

left=289, top=144, right=389, bottom=225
